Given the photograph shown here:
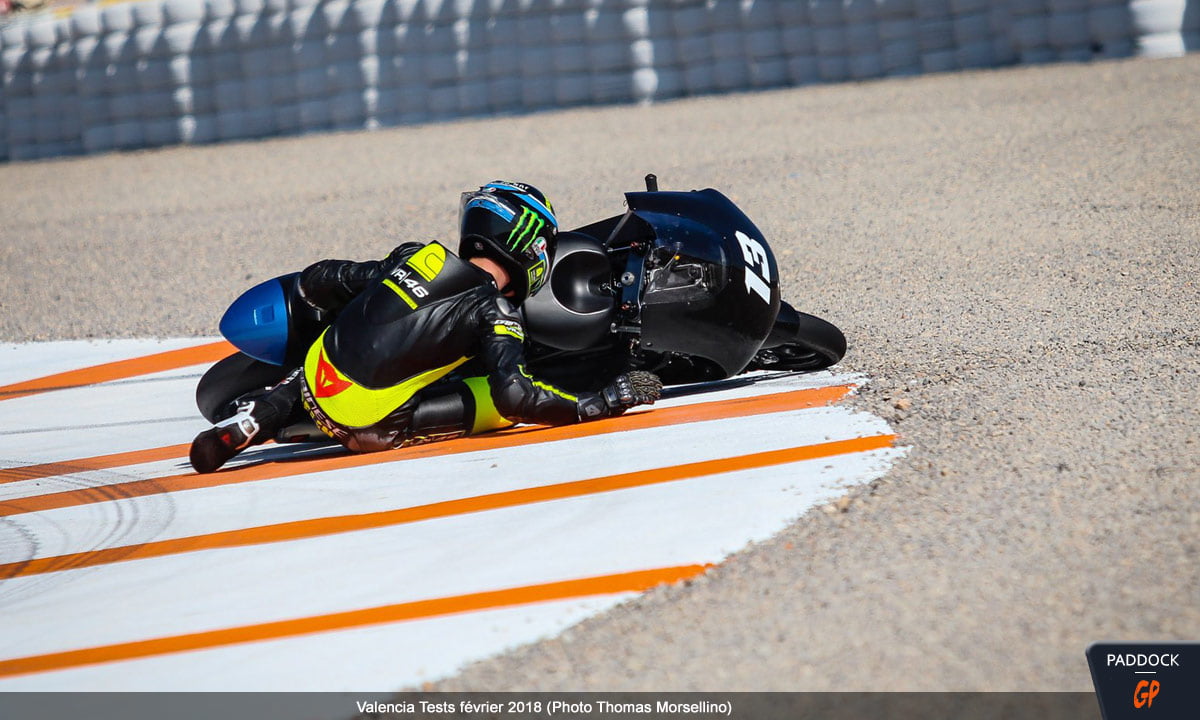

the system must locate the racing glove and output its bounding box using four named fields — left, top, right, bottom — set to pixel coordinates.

left=577, top=371, right=663, bottom=420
